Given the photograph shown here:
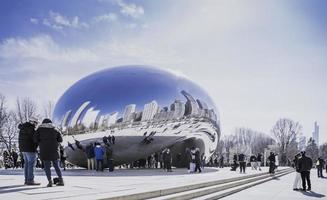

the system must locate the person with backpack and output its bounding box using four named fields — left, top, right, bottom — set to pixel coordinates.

left=298, top=151, right=313, bottom=191
left=18, top=117, right=40, bottom=185
left=35, top=118, right=64, bottom=187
